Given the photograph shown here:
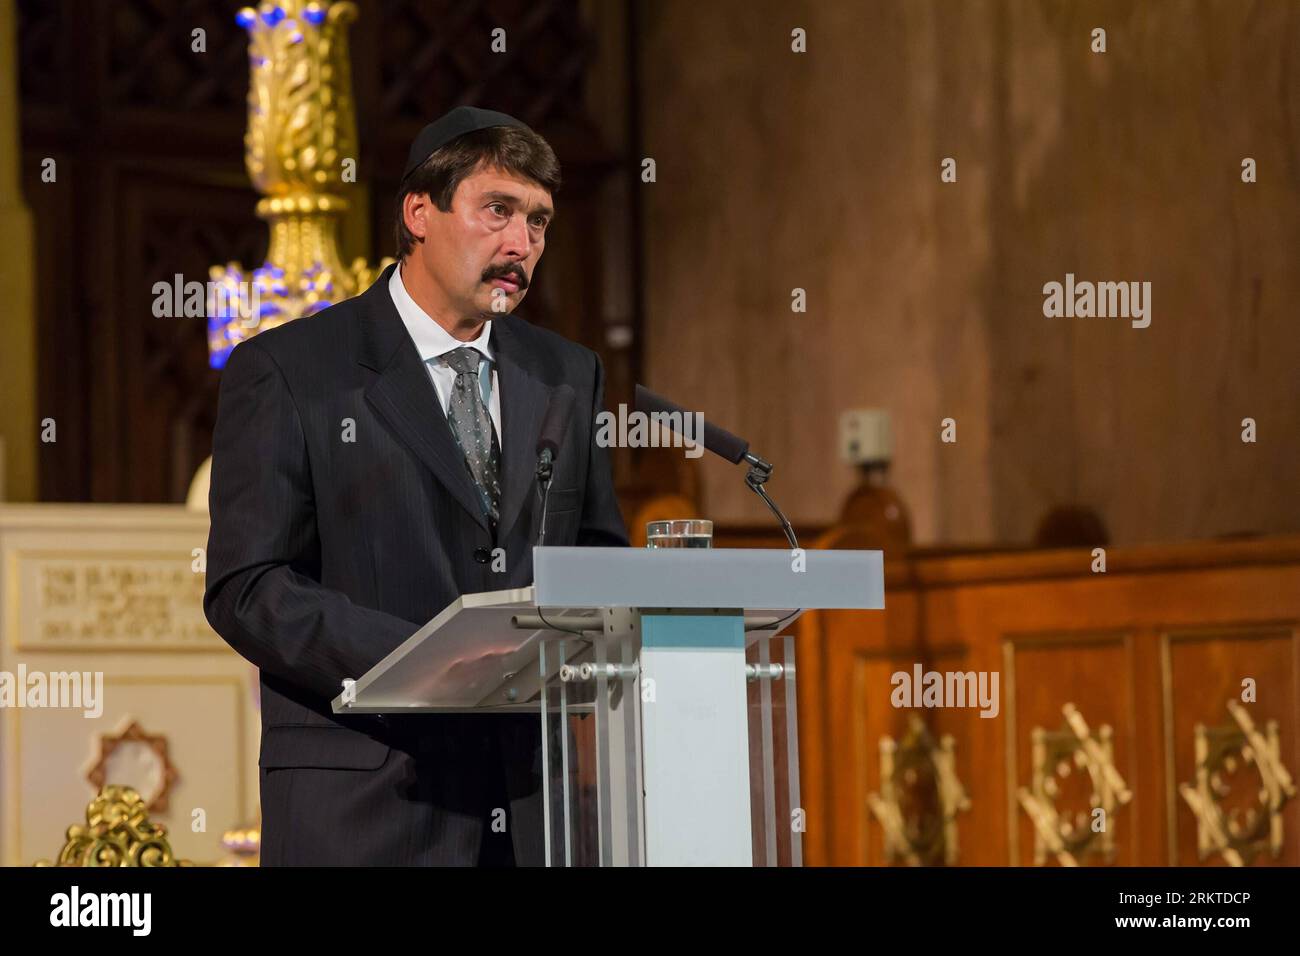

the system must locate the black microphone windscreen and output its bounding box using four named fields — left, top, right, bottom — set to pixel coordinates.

left=634, top=384, right=750, bottom=464
left=536, top=385, right=577, bottom=457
